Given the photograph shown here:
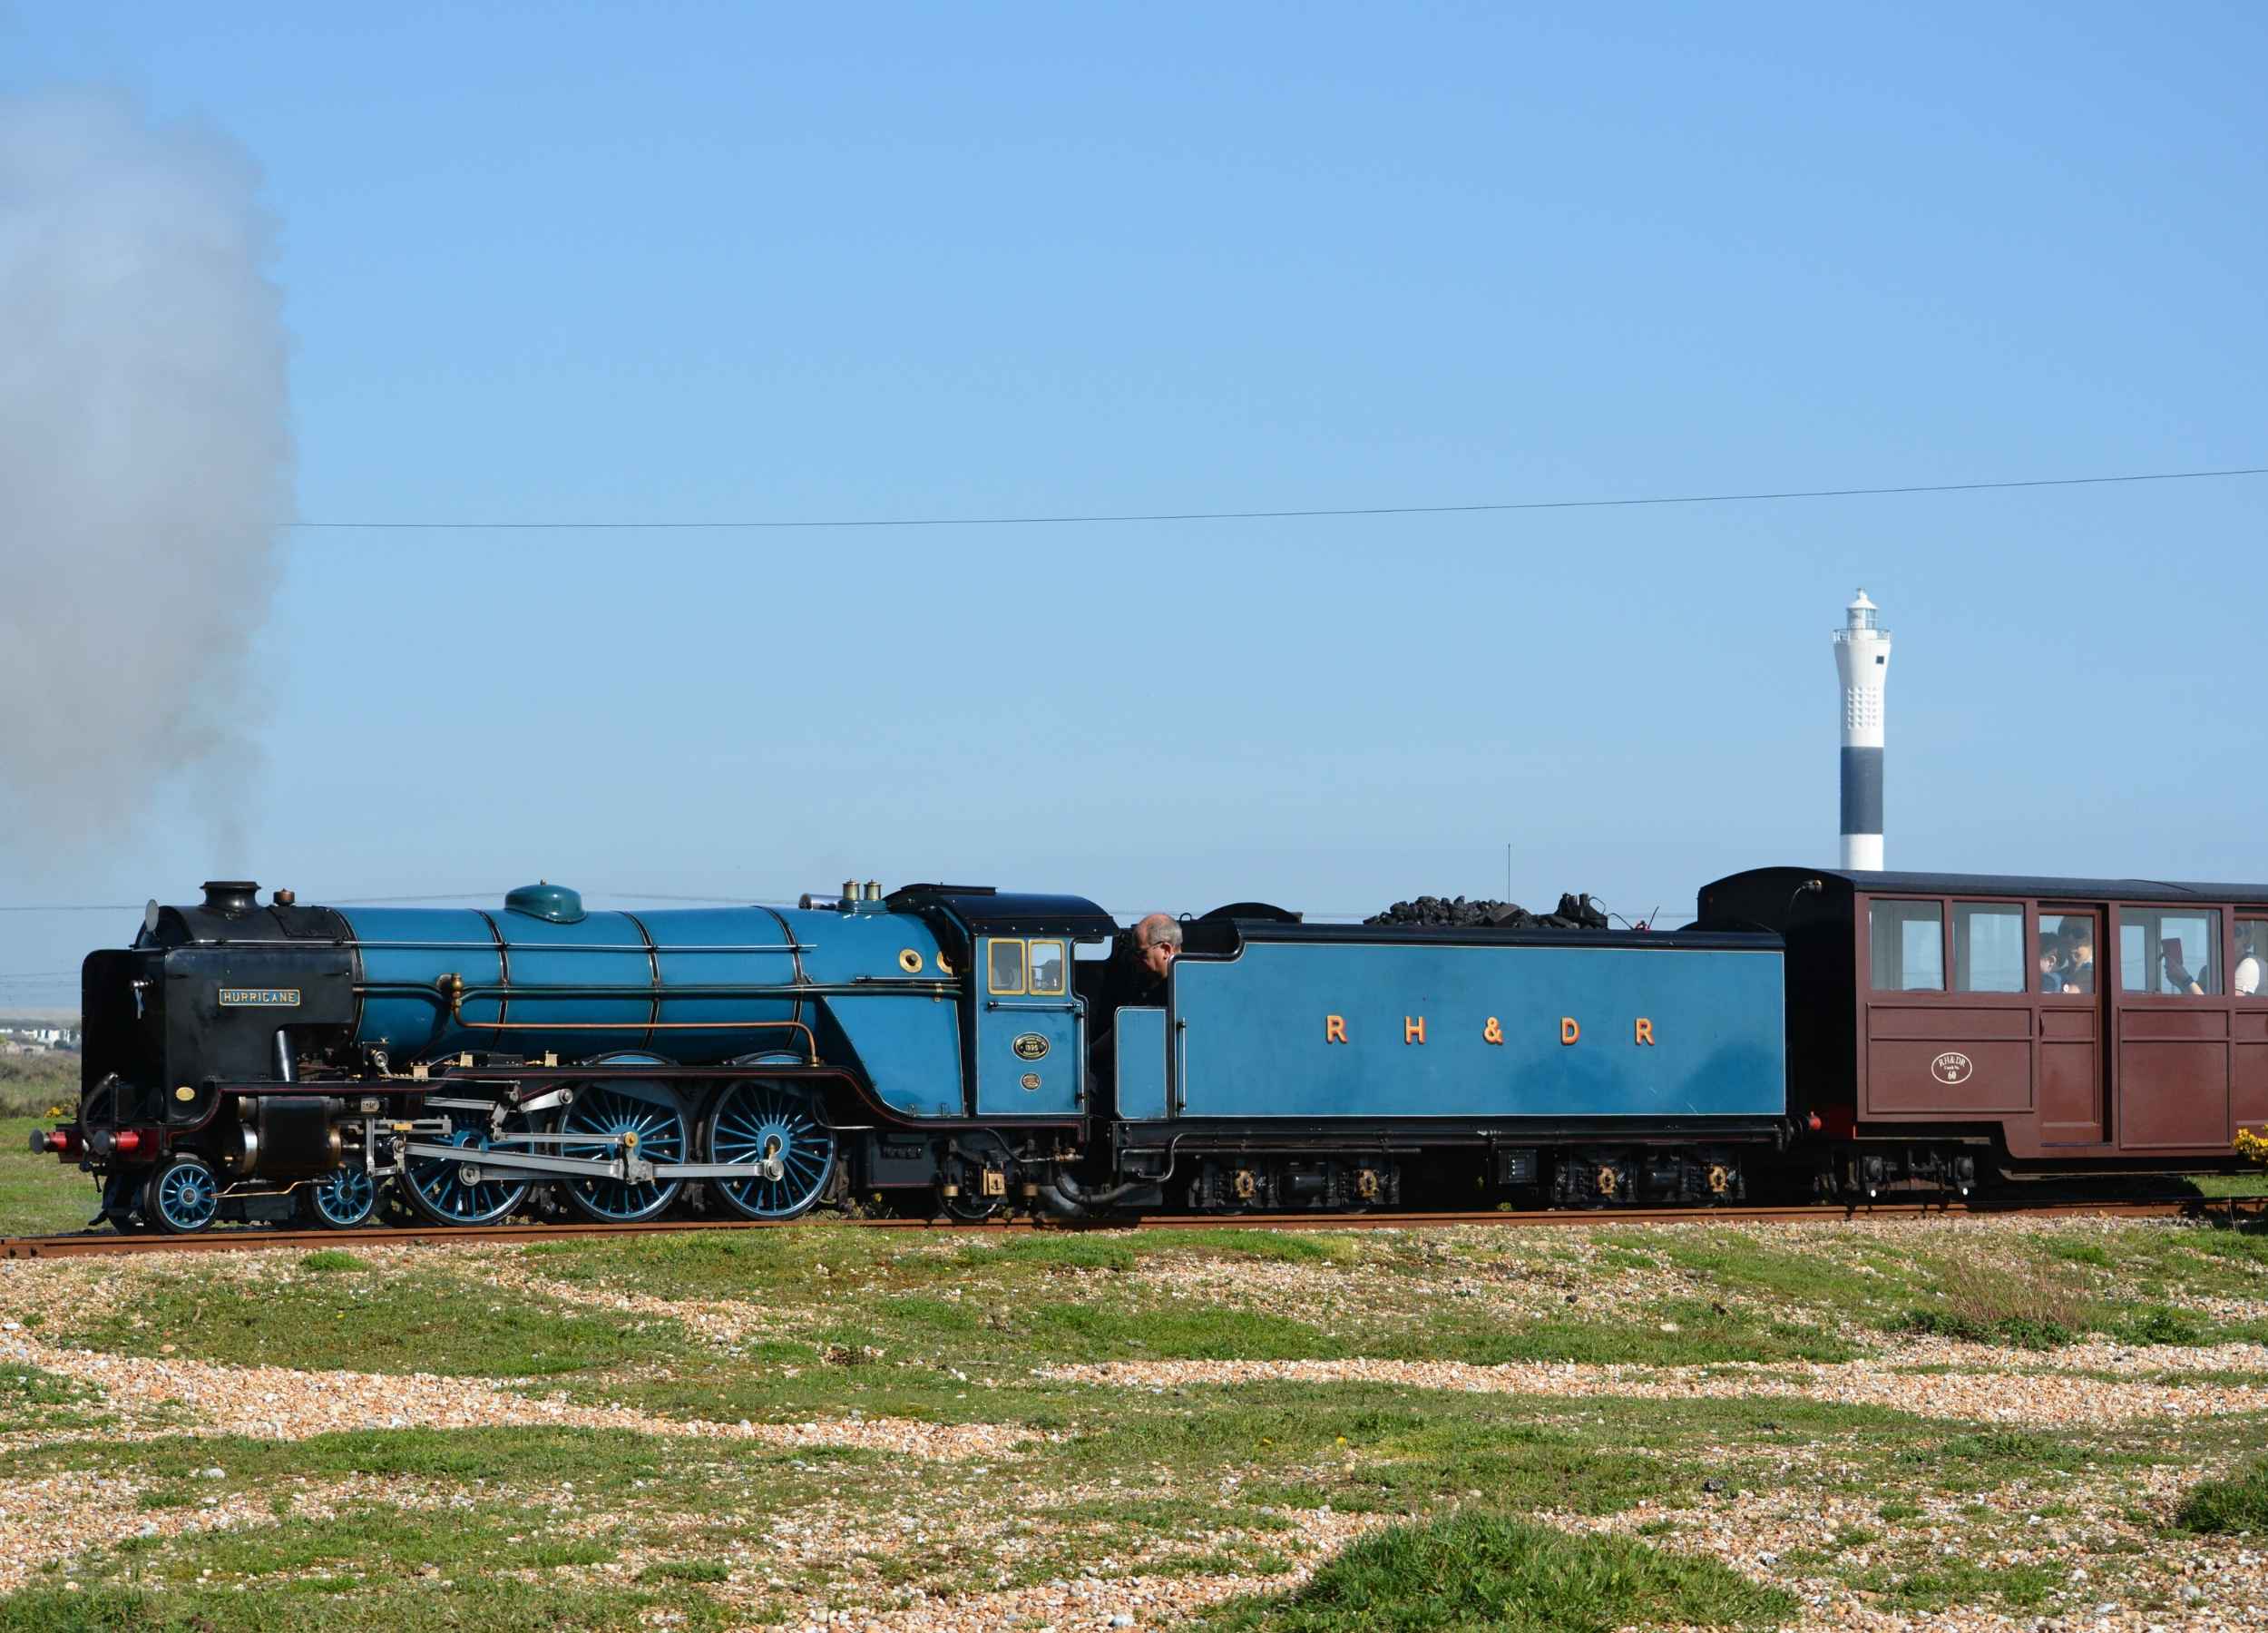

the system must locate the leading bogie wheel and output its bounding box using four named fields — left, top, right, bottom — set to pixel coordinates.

left=145, top=1153, right=220, bottom=1235
left=404, top=1102, right=534, bottom=1227
left=557, top=1060, right=691, bottom=1223
left=706, top=1079, right=837, bottom=1220
left=300, top=1163, right=381, bottom=1228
